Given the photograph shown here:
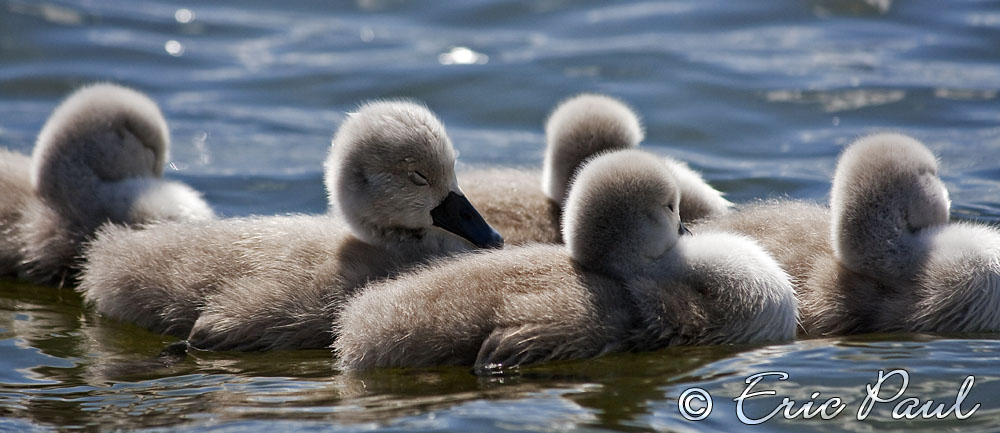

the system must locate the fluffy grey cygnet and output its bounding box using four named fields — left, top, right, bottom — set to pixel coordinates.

left=460, top=93, right=731, bottom=244
left=699, top=132, right=1000, bottom=336
left=333, top=150, right=795, bottom=372
left=0, top=83, right=212, bottom=285
left=802, top=133, right=1000, bottom=335
left=78, top=100, right=503, bottom=351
